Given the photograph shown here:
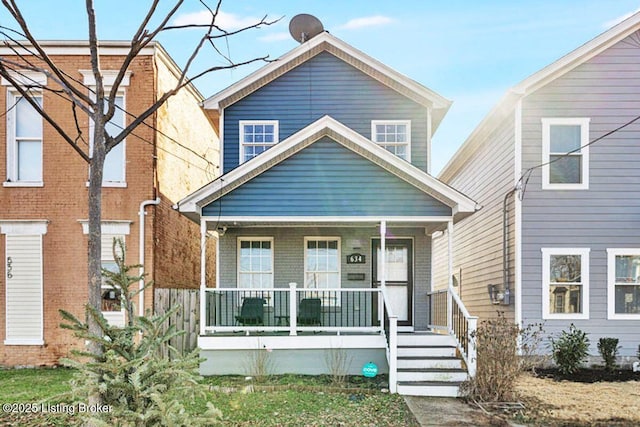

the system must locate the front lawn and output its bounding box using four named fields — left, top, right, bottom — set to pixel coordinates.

left=0, top=368, right=418, bottom=426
